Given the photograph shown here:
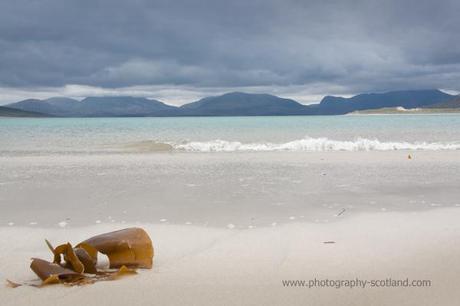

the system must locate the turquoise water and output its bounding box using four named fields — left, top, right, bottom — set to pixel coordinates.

left=1, top=115, right=460, bottom=154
